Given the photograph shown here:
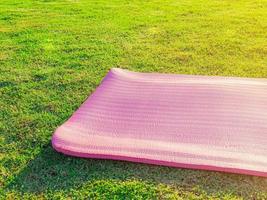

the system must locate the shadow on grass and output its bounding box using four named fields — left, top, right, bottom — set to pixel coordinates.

left=6, top=143, right=267, bottom=197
